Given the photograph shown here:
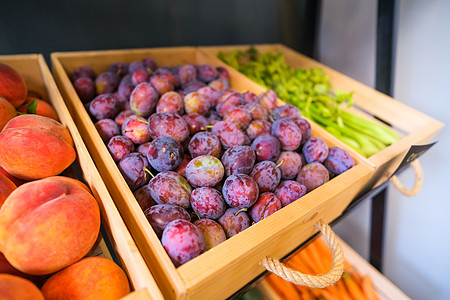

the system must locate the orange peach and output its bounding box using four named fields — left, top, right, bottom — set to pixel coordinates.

left=0, top=172, right=16, bottom=208
left=0, top=62, right=27, bottom=108
left=0, top=96, right=16, bottom=130
left=0, top=166, right=27, bottom=187
left=0, top=114, right=76, bottom=180
left=41, top=256, right=130, bottom=300
left=0, top=274, right=44, bottom=300
left=0, top=176, right=100, bottom=275
left=0, top=252, right=47, bottom=288
left=17, top=97, right=59, bottom=121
